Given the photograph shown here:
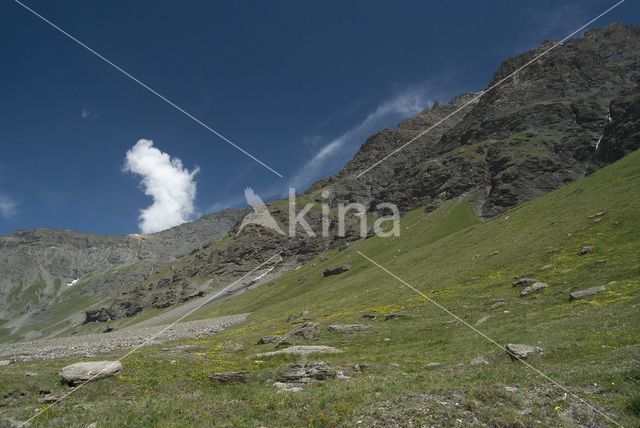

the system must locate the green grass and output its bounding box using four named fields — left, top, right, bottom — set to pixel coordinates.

left=1, top=151, right=640, bottom=427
